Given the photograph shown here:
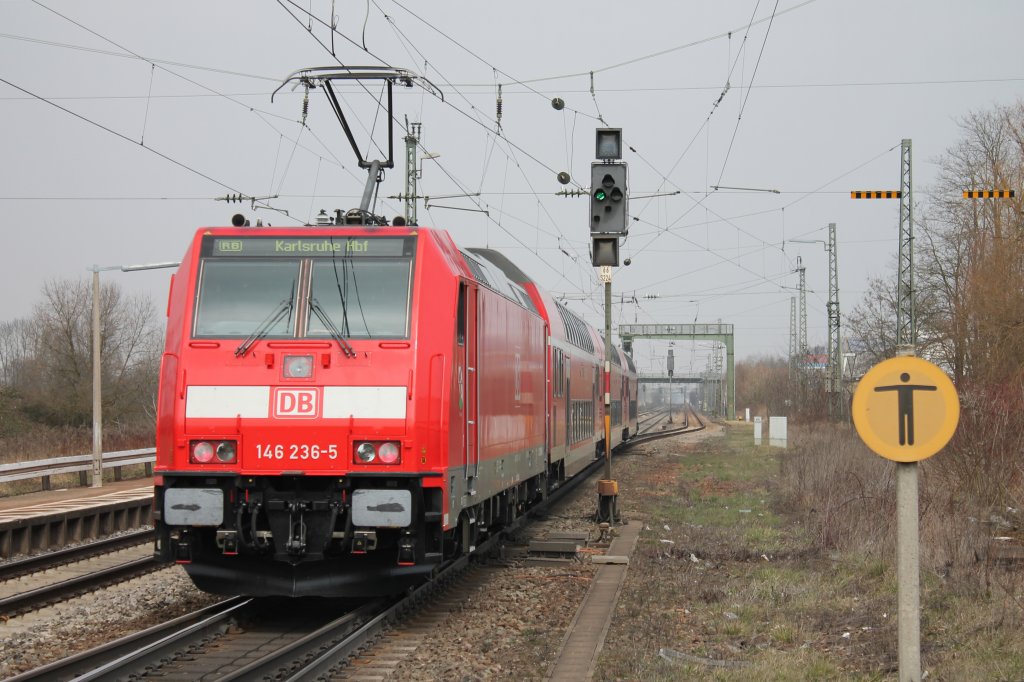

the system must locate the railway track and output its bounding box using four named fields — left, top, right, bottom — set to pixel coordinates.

left=7, top=540, right=486, bottom=680
left=9, top=430, right=612, bottom=679
left=0, top=529, right=158, bottom=617
left=9, top=414, right=707, bottom=679
left=632, top=405, right=703, bottom=444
